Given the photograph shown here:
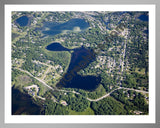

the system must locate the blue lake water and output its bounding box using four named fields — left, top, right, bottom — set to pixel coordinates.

left=12, top=87, right=43, bottom=115
left=138, top=14, right=148, bottom=21
left=46, top=43, right=70, bottom=51
left=39, top=18, right=90, bottom=36
left=16, top=16, right=29, bottom=26
left=46, top=43, right=100, bottom=91
left=144, top=29, right=148, bottom=34
left=61, top=74, right=101, bottom=91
